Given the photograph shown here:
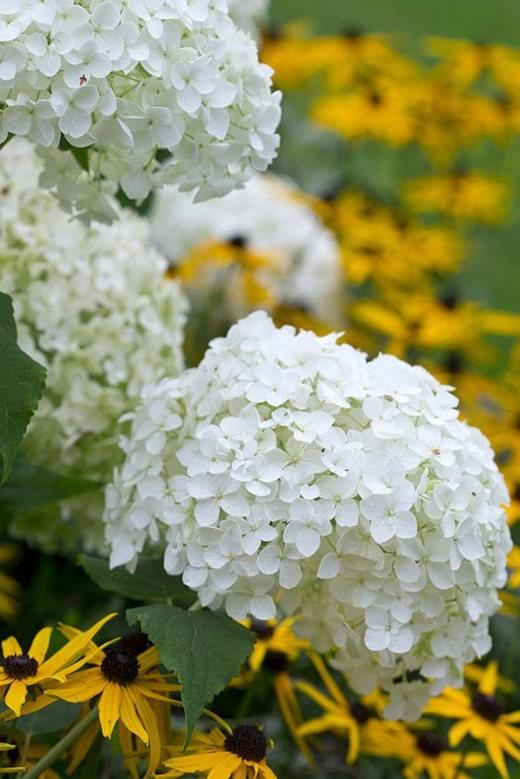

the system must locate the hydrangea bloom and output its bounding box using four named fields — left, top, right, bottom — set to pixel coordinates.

left=227, top=0, right=269, bottom=38
left=105, top=312, right=511, bottom=717
left=0, top=0, right=281, bottom=220
left=150, top=174, right=343, bottom=324
left=0, top=140, right=187, bottom=550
